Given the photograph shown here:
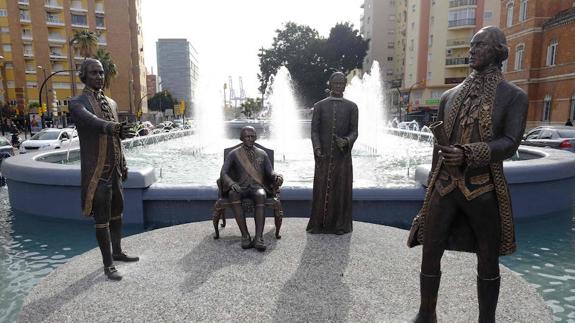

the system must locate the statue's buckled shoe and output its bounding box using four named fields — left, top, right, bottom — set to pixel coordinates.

left=112, top=252, right=139, bottom=262
left=241, top=236, right=253, bottom=249
left=253, top=237, right=266, bottom=252
left=104, top=266, right=122, bottom=281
